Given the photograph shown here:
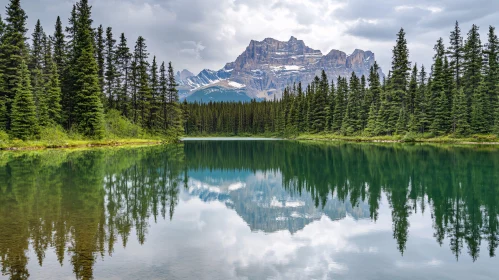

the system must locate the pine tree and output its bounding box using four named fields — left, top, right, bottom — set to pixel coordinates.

left=484, top=26, right=499, bottom=131
left=365, top=101, right=378, bottom=135
left=115, top=33, right=131, bottom=117
left=325, top=80, right=335, bottom=132
left=72, top=0, right=105, bottom=138
left=312, top=71, right=328, bottom=132
left=53, top=16, right=66, bottom=75
left=448, top=21, right=464, bottom=89
left=149, top=56, right=160, bottom=129
left=104, top=27, right=116, bottom=109
left=166, top=62, right=183, bottom=138
left=391, top=28, right=411, bottom=92
left=30, top=19, right=44, bottom=70
left=62, top=5, right=78, bottom=129
left=296, top=82, right=305, bottom=132
left=332, top=76, right=346, bottom=132
left=452, top=88, right=469, bottom=136
left=342, top=72, right=361, bottom=134
left=10, top=60, right=38, bottom=140
left=471, top=79, right=488, bottom=134
left=95, top=24, right=105, bottom=95
left=36, top=34, right=51, bottom=127
left=406, top=64, right=418, bottom=130
left=384, top=28, right=411, bottom=134
left=430, top=90, right=450, bottom=135
left=159, top=61, right=168, bottom=130
left=463, top=24, right=482, bottom=112
left=430, top=38, right=450, bottom=134
left=132, top=36, right=151, bottom=126
left=0, top=0, right=28, bottom=130
left=46, top=61, right=62, bottom=125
